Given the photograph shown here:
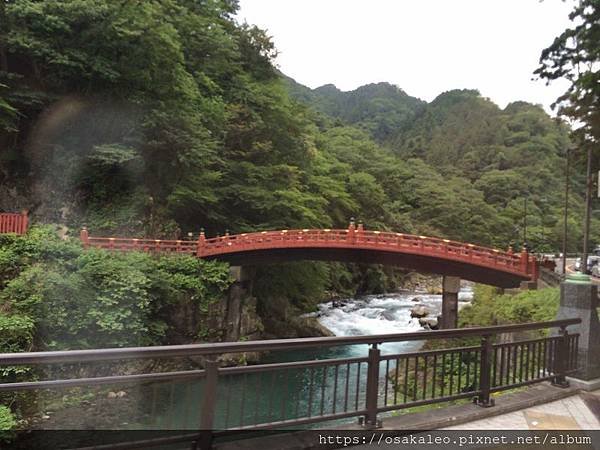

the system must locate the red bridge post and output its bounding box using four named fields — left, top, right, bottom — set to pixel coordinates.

left=357, top=220, right=364, bottom=243
left=197, top=228, right=206, bottom=257
left=520, top=247, right=529, bottom=274
left=348, top=218, right=356, bottom=243
left=19, top=210, right=28, bottom=234
left=530, top=256, right=539, bottom=280
left=80, top=227, right=89, bottom=249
